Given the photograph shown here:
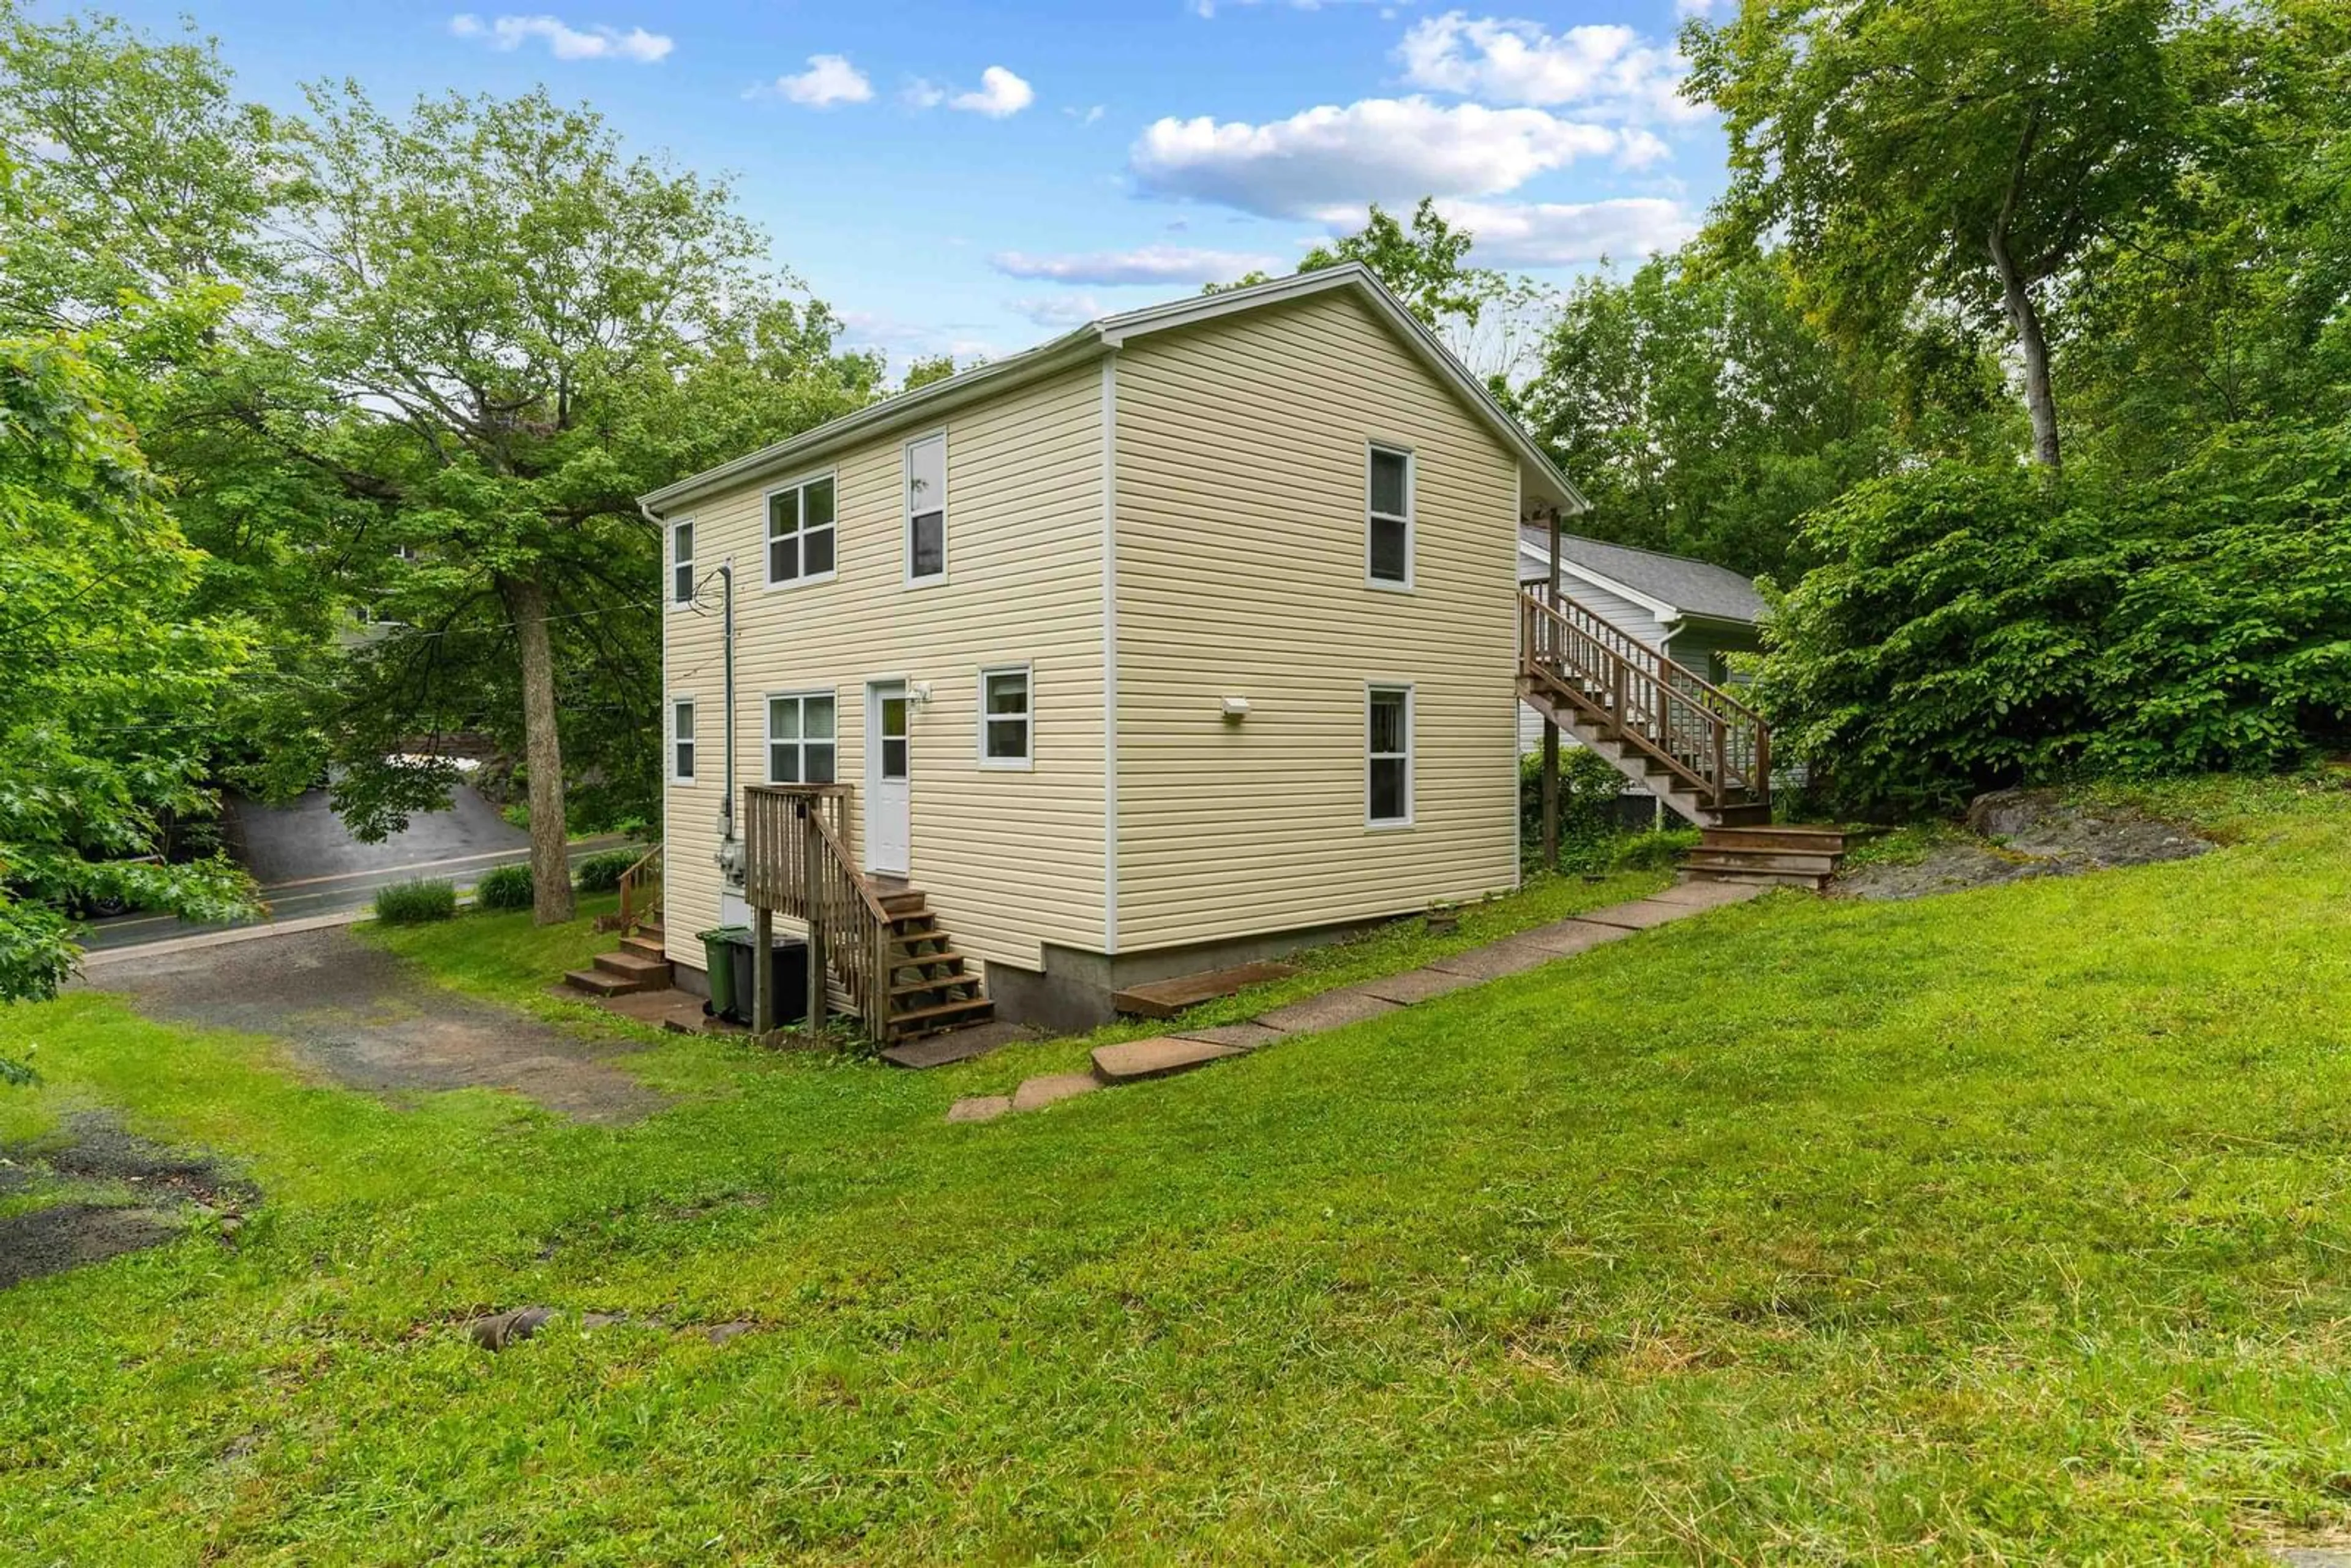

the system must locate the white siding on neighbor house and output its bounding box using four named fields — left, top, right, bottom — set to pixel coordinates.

left=661, top=363, right=1107, bottom=975
left=1112, top=288, right=1523, bottom=953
